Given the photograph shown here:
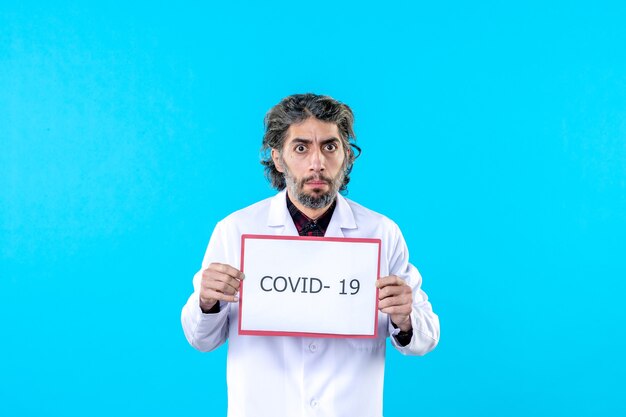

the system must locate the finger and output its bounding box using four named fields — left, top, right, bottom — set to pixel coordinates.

left=375, top=275, right=404, bottom=289
left=378, top=293, right=412, bottom=309
left=202, top=278, right=240, bottom=296
left=379, top=304, right=412, bottom=316
left=378, top=285, right=410, bottom=300
left=208, top=262, right=245, bottom=280
left=203, top=269, right=242, bottom=291
left=202, top=288, right=239, bottom=303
